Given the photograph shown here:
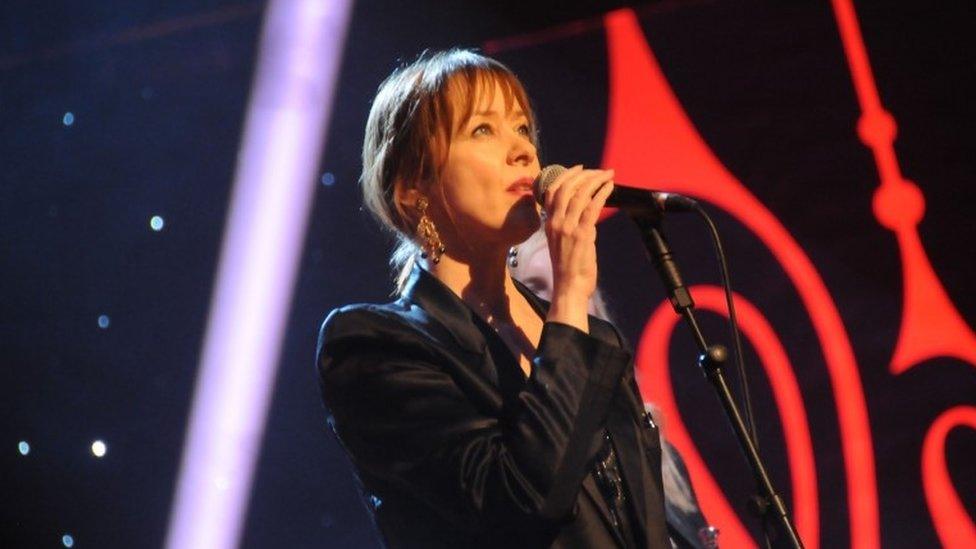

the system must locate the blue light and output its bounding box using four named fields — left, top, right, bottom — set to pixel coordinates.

left=62, top=534, right=74, bottom=547
left=150, top=215, right=165, bottom=231
left=320, top=172, right=335, bottom=186
left=62, top=112, right=75, bottom=126
left=18, top=441, right=30, bottom=455
left=98, top=315, right=110, bottom=329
